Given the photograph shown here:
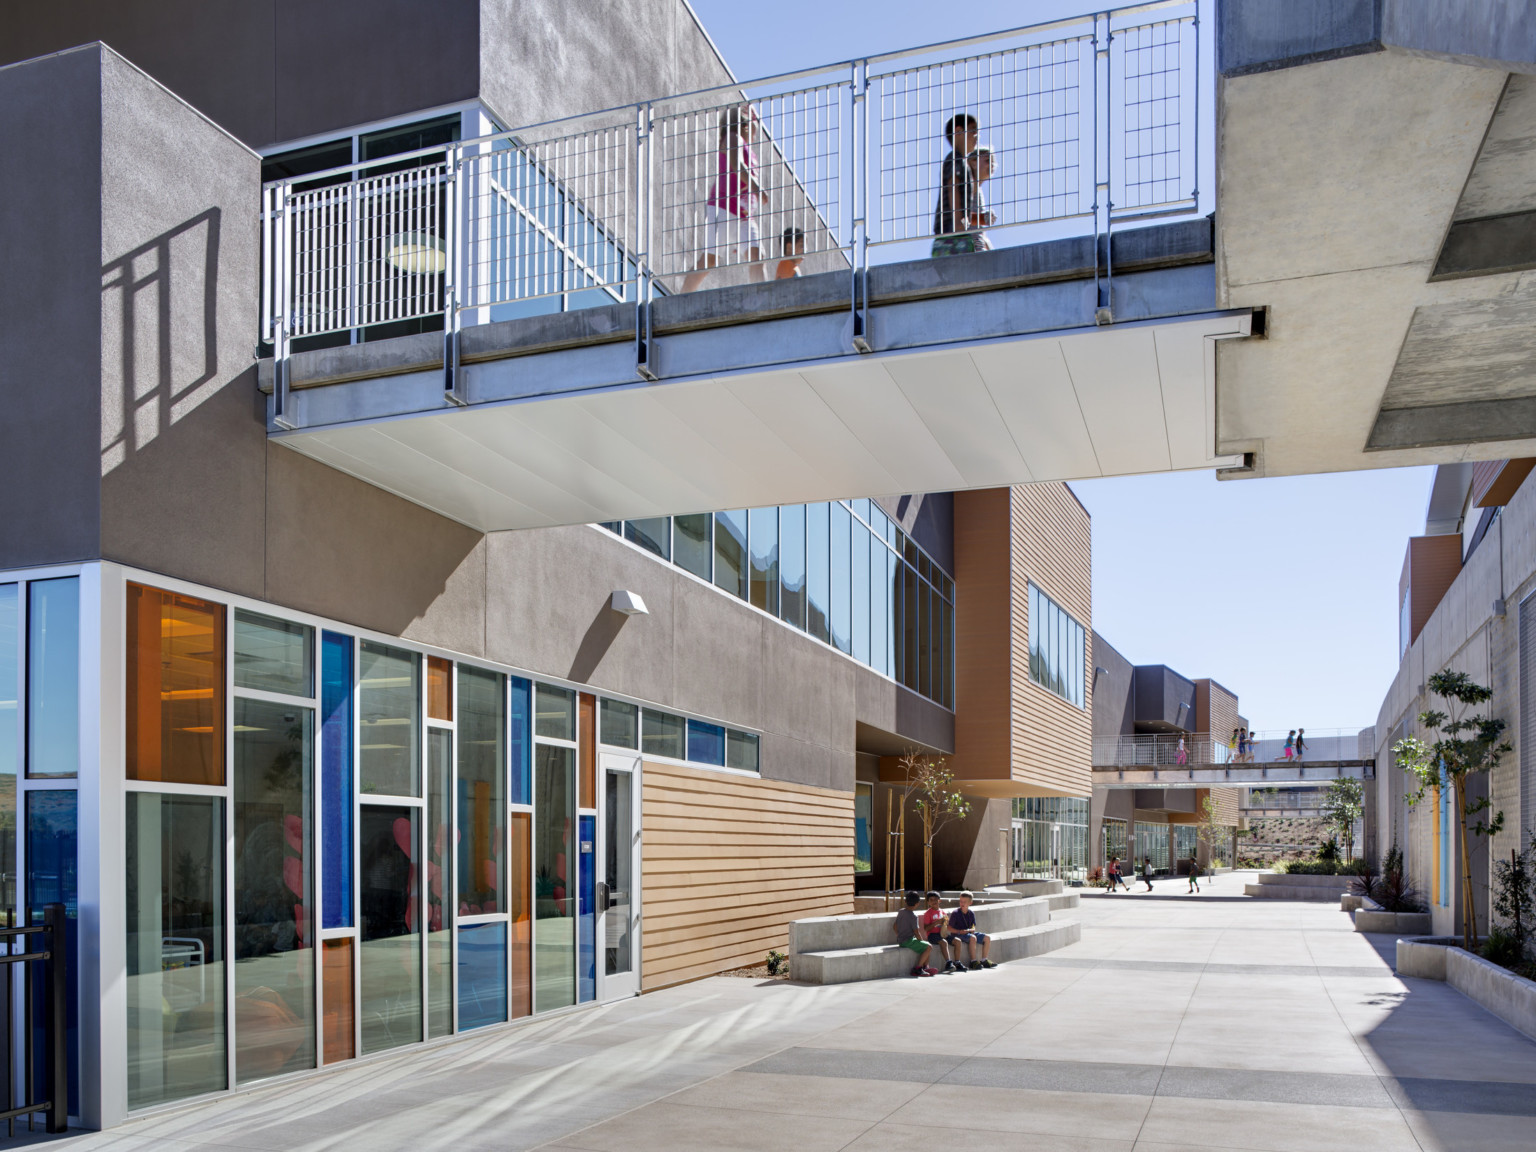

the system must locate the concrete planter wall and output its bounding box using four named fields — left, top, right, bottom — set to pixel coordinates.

left=1245, top=872, right=1355, bottom=901
left=1395, top=937, right=1536, bottom=1042
left=1354, top=897, right=1432, bottom=934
